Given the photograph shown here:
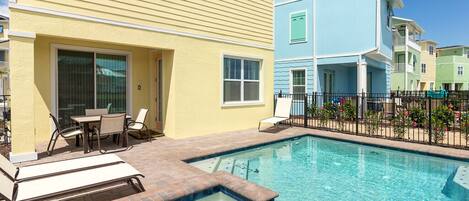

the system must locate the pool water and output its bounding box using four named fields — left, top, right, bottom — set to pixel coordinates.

left=190, top=136, right=469, bottom=201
